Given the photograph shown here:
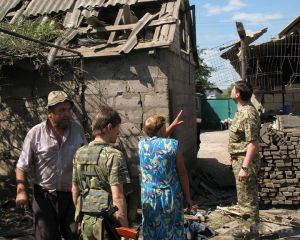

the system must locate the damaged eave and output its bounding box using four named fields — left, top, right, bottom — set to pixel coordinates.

left=0, top=0, right=21, bottom=21
left=77, top=17, right=177, bottom=34
left=278, top=15, right=300, bottom=38
left=68, top=0, right=181, bottom=57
